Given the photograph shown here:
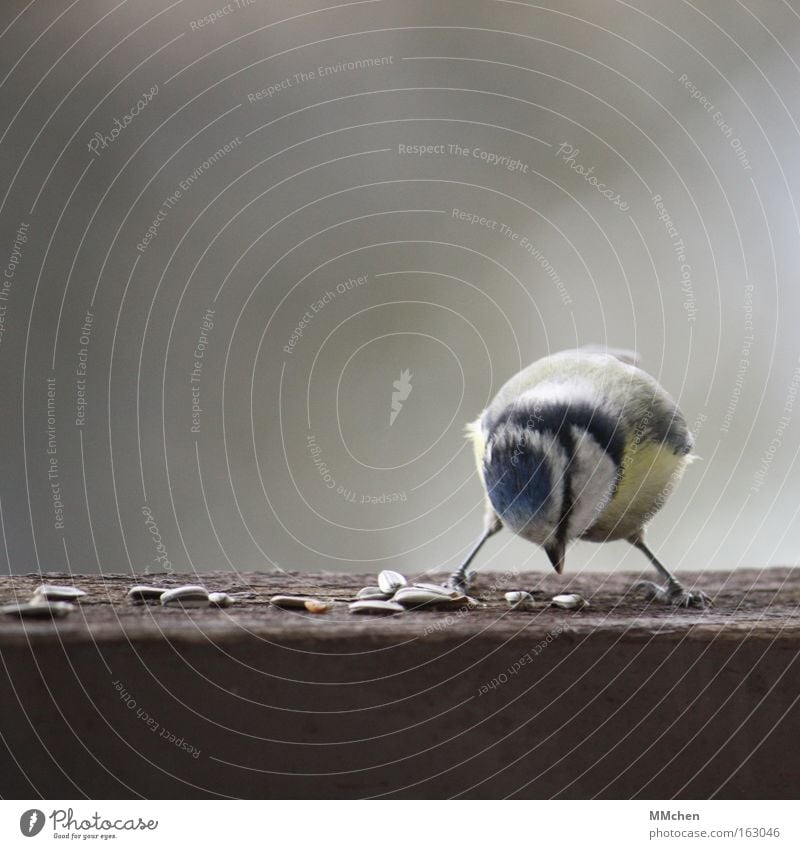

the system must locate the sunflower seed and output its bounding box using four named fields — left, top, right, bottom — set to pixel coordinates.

left=551, top=593, right=589, bottom=610
left=208, top=592, right=235, bottom=607
left=127, top=585, right=167, bottom=602
left=412, top=582, right=460, bottom=596
left=505, top=591, right=538, bottom=610
left=1, top=601, right=76, bottom=619
left=356, top=586, right=392, bottom=600
left=32, top=584, right=87, bottom=601
left=270, top=594, right=316, bottom=609
left=349, top=600, right=405, bottom=614
left=160, top=586, right=209, bottom=608
left=304, top=599, right=332, bottom=614
left=377, top=570, right=407, bottom=594
left=393, top=586, right=476, bottom=608
left=394, top=585, right=454, bottom=601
